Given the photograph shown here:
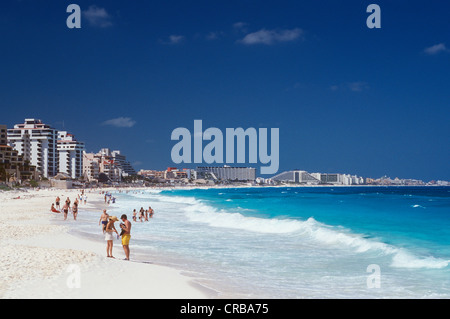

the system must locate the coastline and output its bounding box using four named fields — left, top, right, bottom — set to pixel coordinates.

left=0, top=188, right=212, bottom=299
left=2, top=184, right=448, bottom=299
